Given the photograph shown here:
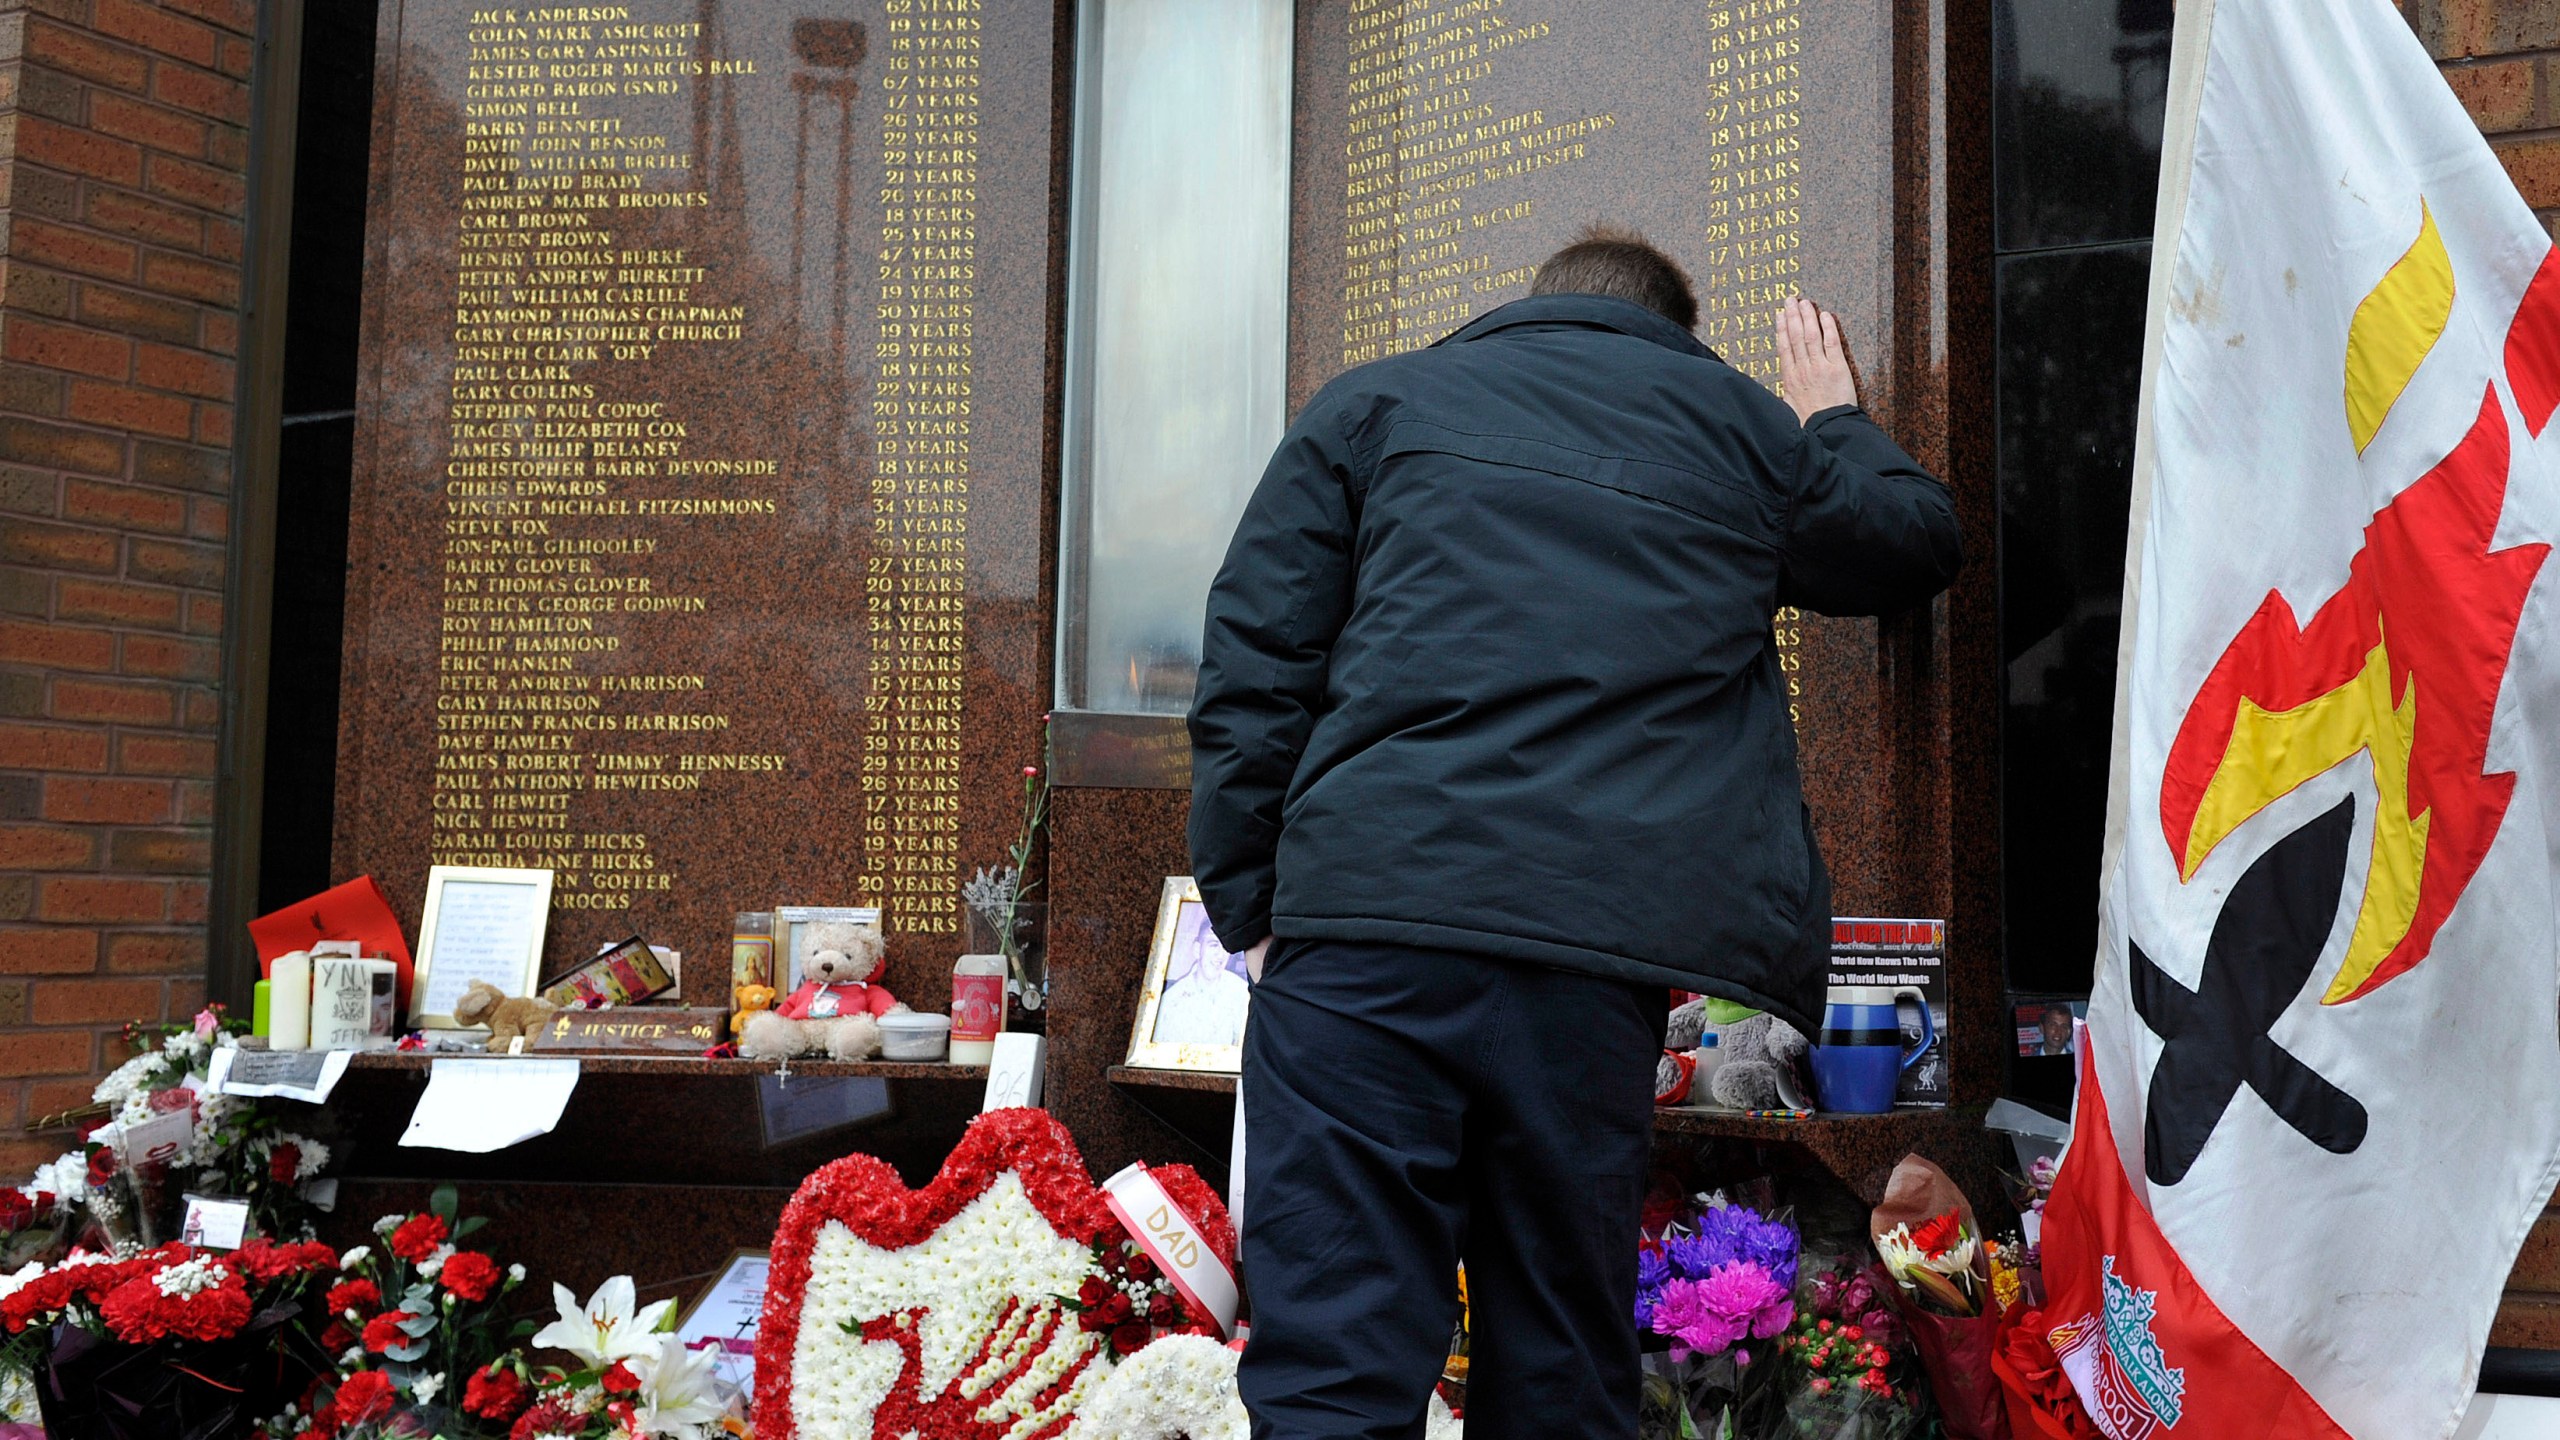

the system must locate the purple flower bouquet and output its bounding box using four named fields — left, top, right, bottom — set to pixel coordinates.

left=1636, top=1203, right=1800, bottom=1438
